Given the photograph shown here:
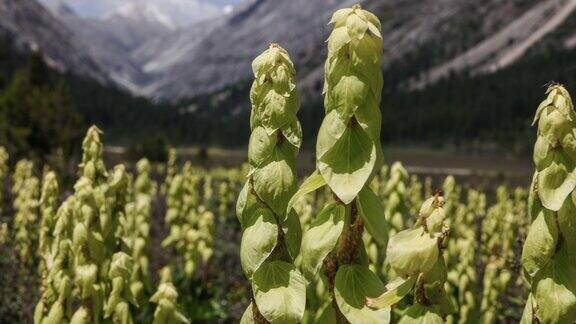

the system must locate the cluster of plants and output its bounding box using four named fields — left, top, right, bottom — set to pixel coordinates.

left=232, top=5, right=575, bottom=323
left=1, top=4, right=576, bottom=324
left=0, top=128, right=239, bottom=323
